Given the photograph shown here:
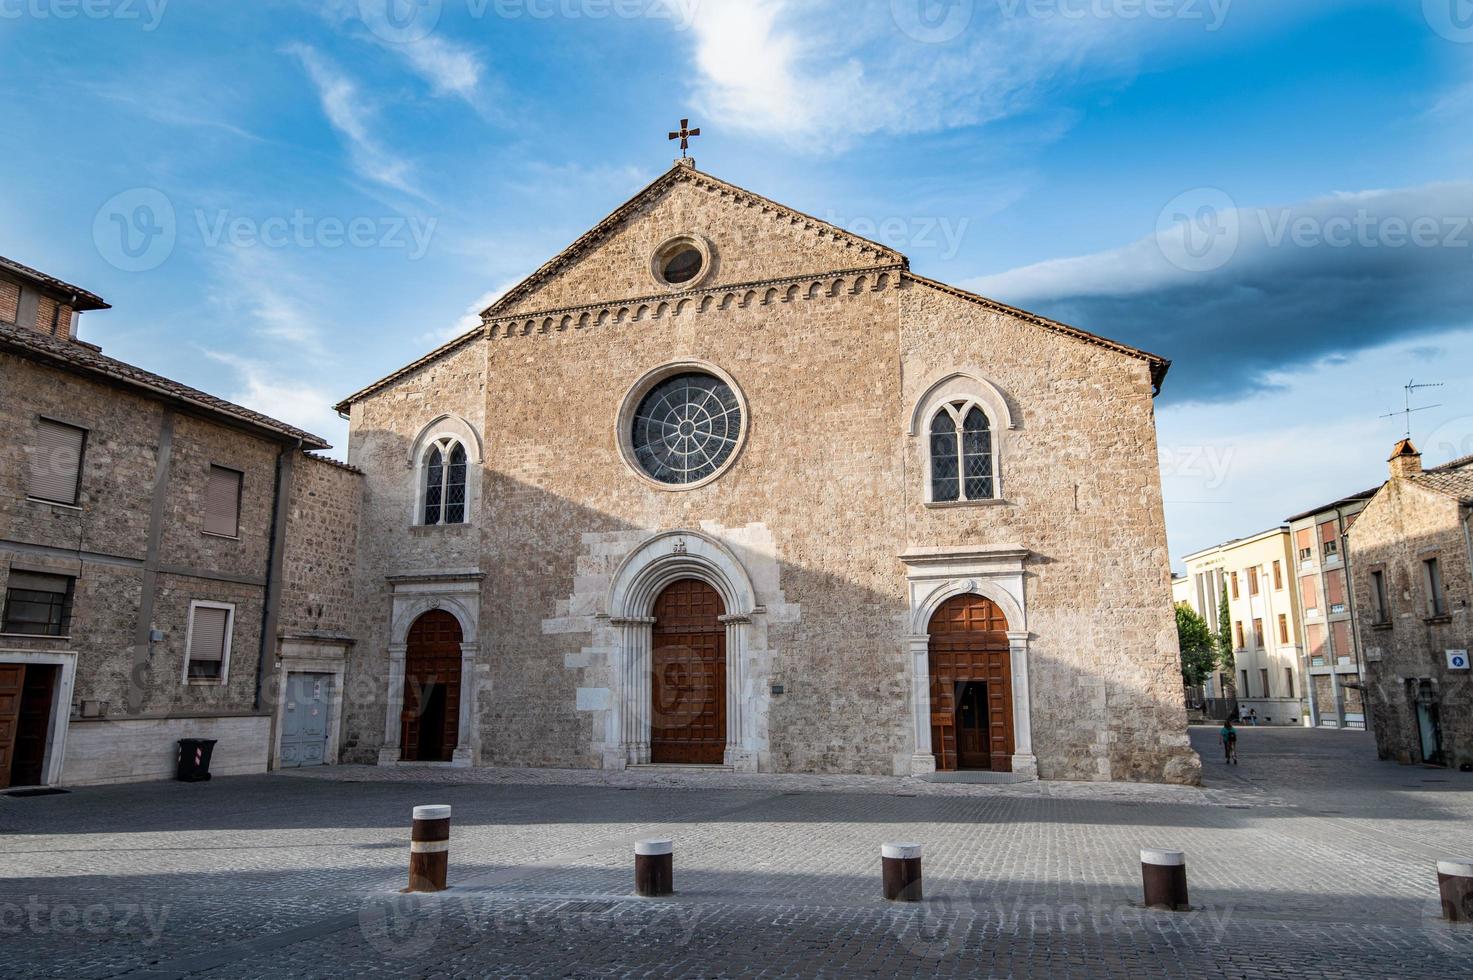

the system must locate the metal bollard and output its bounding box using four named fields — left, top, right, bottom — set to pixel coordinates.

left=881, top=842, right=923, bottom=901
left=1140, top=848, right=1189, bottom=911
left=407, top=804, right=451, bottom=893
left=635, top=838, right=674, bottom=897
left=1437, top=858, right=1473, bottom=923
